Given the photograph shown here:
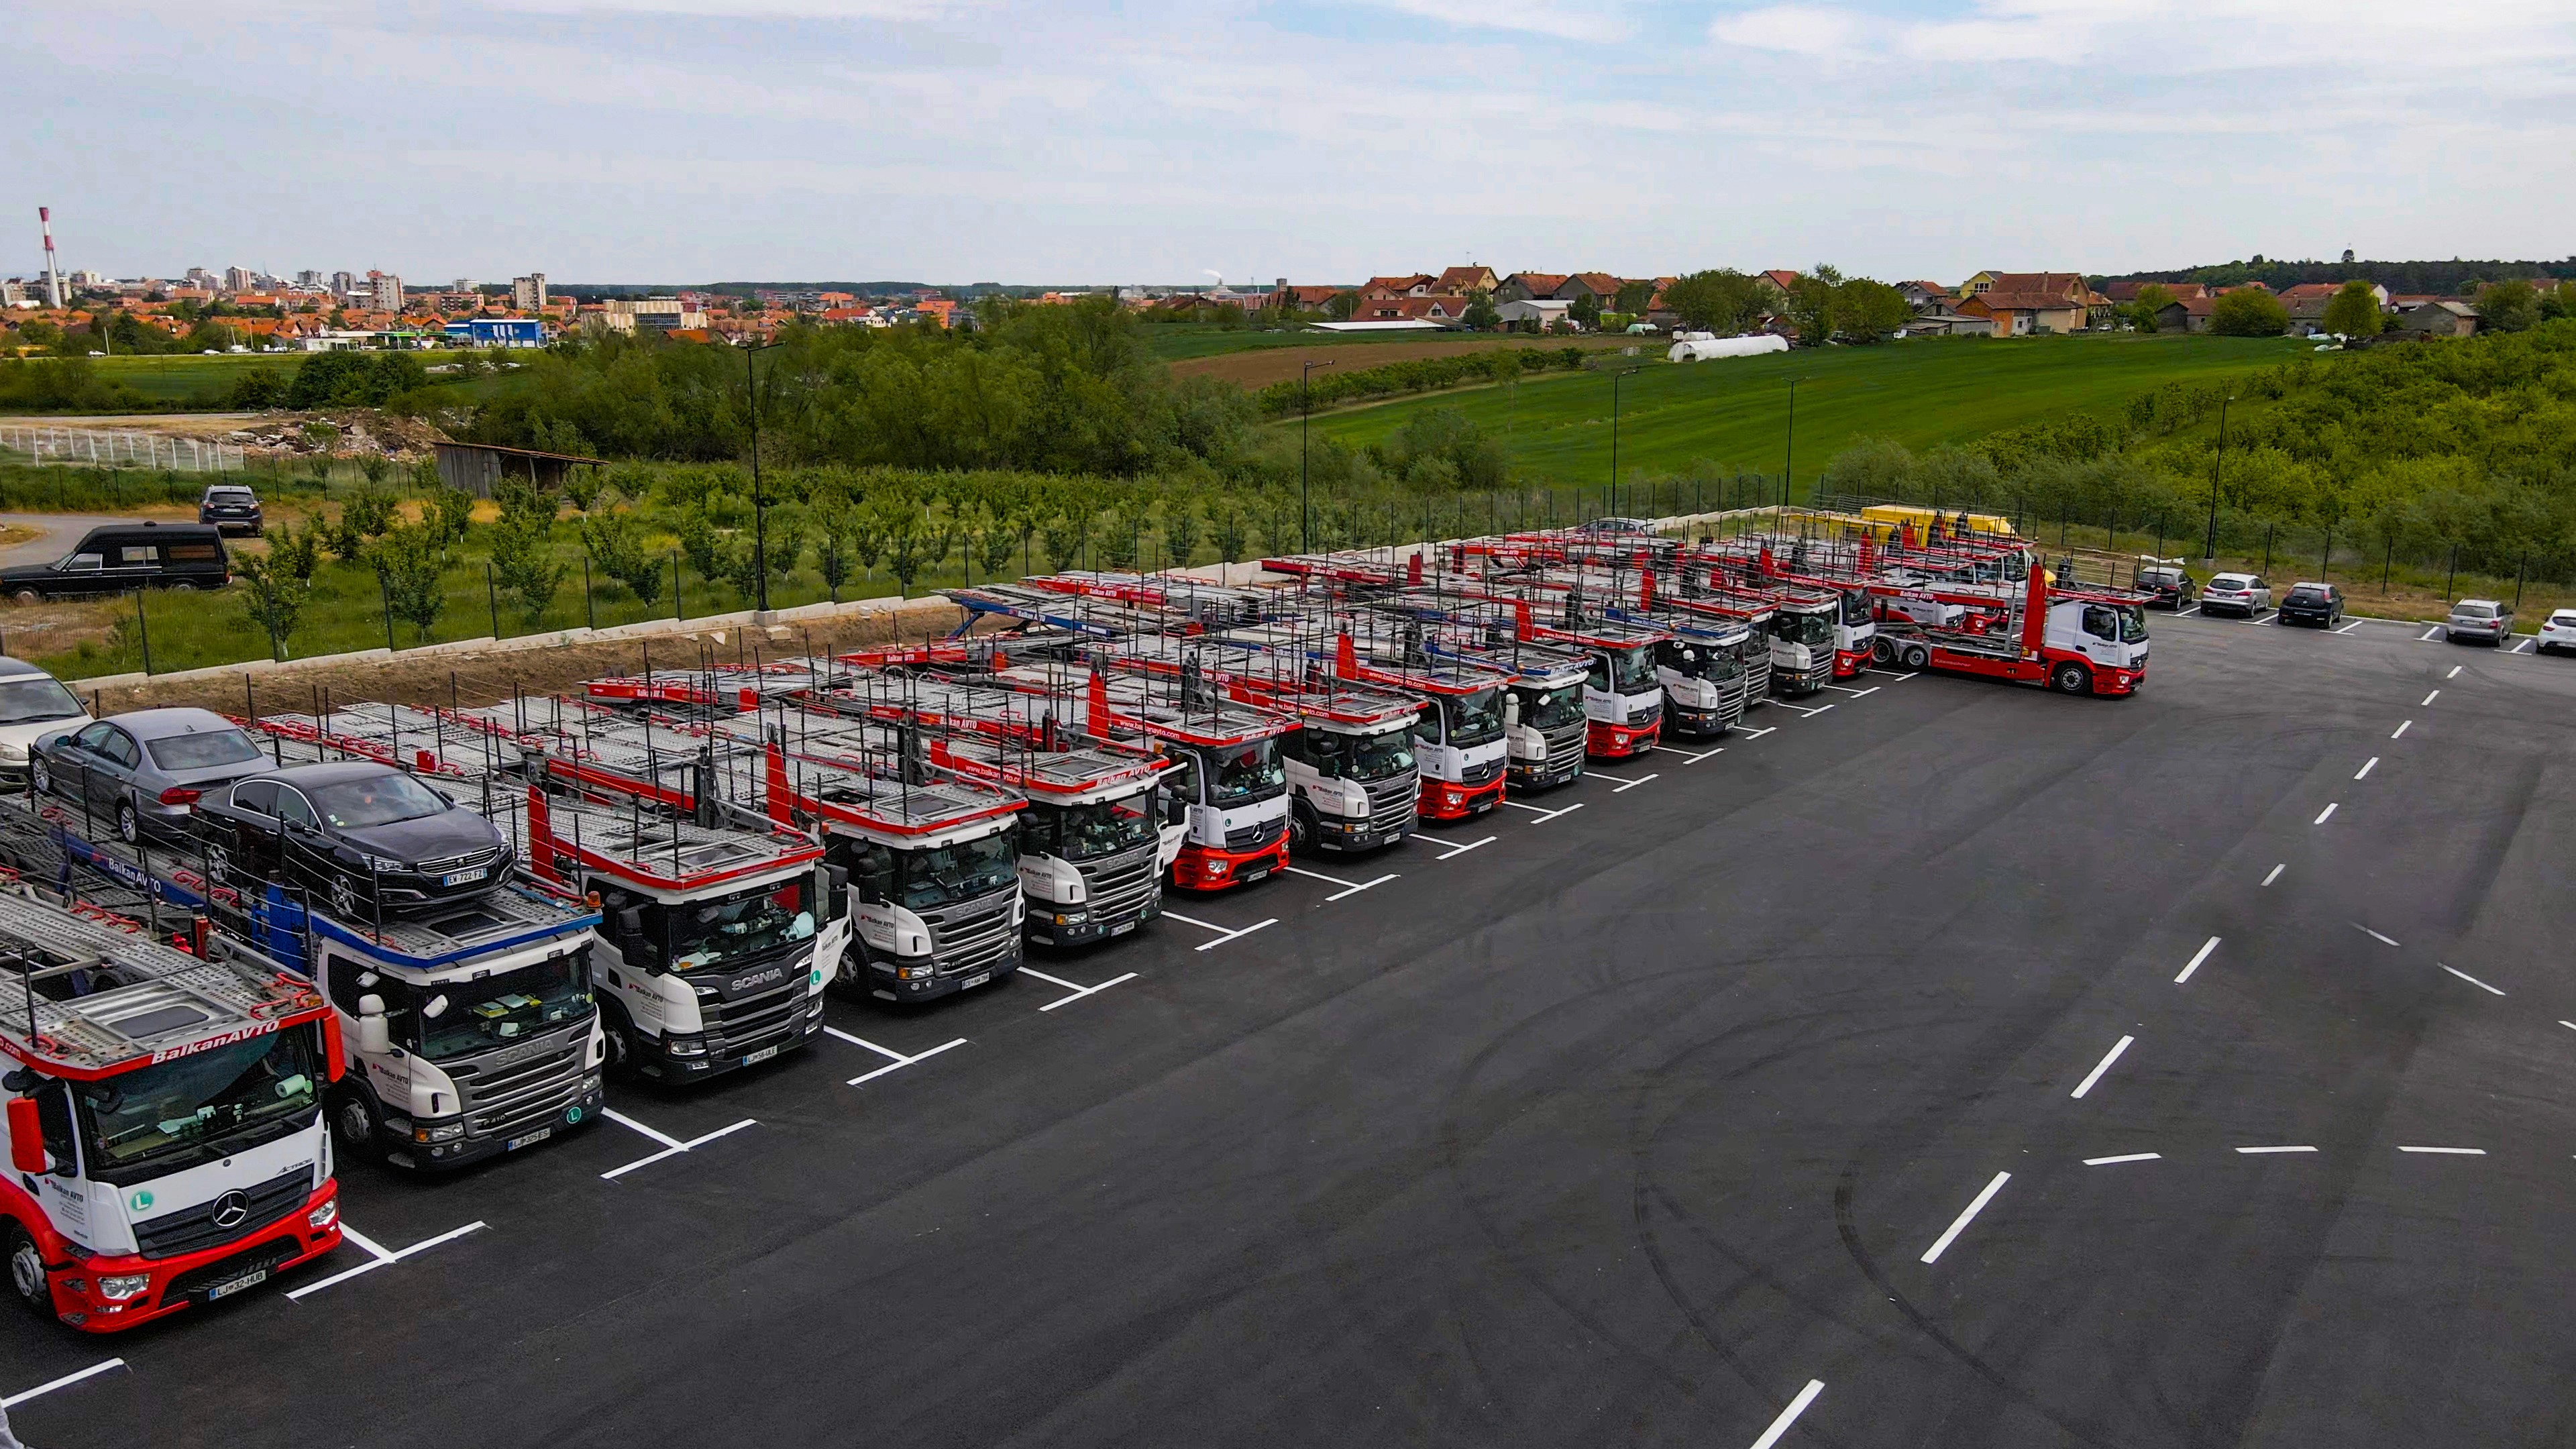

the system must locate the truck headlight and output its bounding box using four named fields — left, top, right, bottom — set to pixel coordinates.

left=1054, top=910, right=1088, bottom=925
left=898, top=965, right=935, bottom=981
left=666, top=1034, right=708, bottom=1057
left=97, top=1272, right=153, bottom=1301
left=307, top=1199, right=339, bottom=1230
left=414, top=1122, right=465, bottom=1143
